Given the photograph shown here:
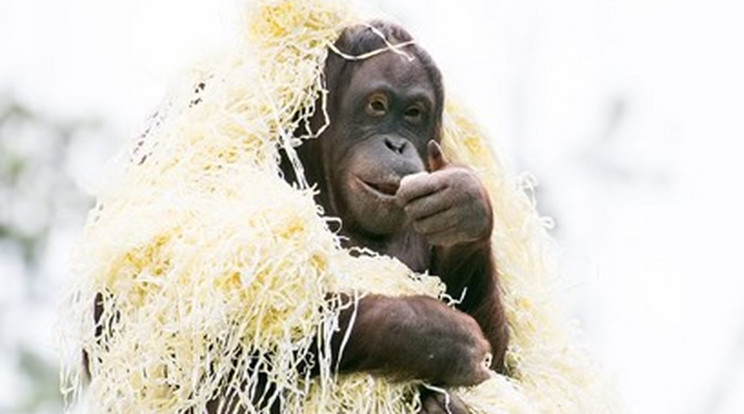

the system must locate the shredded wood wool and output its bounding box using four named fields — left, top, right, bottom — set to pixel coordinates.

left=60, top=0, right=619, bottom=412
